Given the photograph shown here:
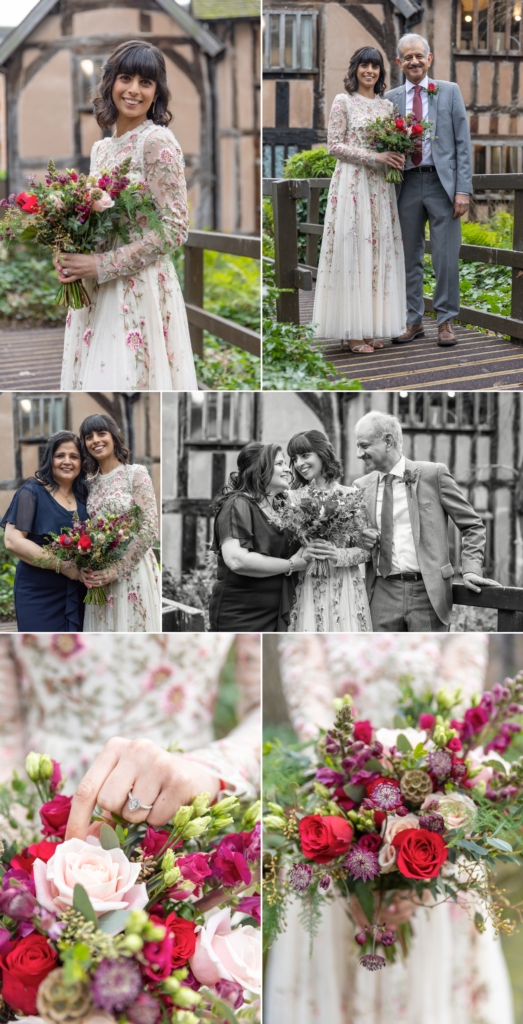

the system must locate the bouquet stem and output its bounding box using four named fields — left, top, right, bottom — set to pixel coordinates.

left=84, top=585, right=107, bottom=606
left=385, top=167, right=404, bottom=185
left=55, top=279, right=91, bottom=309
left=306, top=557, right=332, bottom=580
